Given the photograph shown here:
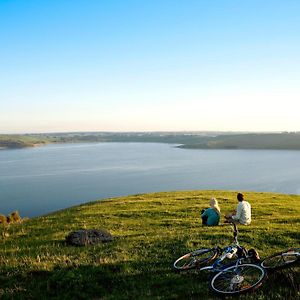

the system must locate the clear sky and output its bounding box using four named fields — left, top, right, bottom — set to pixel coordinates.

left=1, top=0, right=300, bottom=133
